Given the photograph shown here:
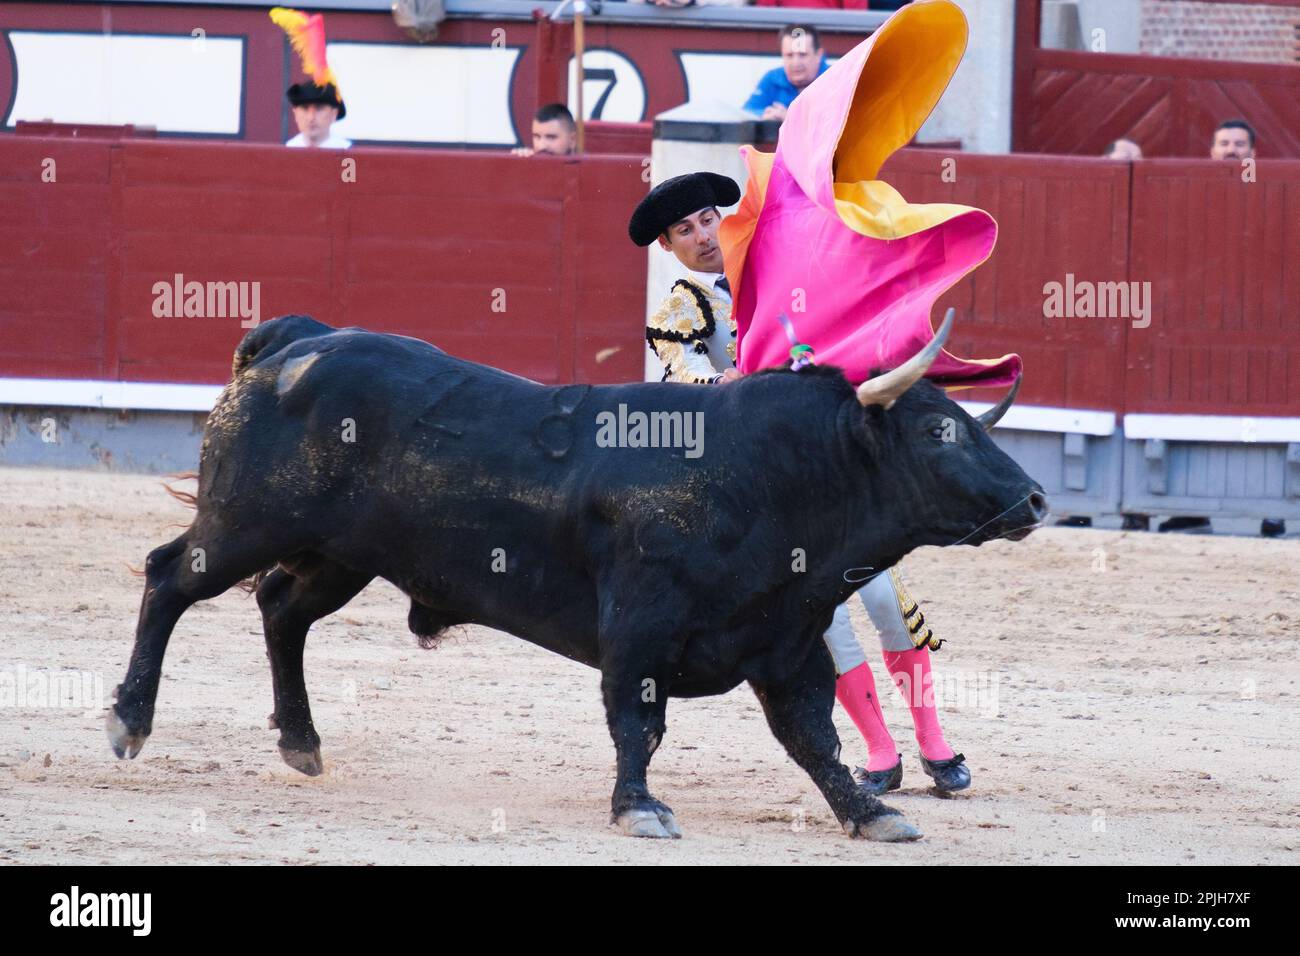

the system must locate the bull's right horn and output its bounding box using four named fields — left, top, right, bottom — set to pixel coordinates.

left=855, top=308, right=954, bottom=409
left=975, top=373, right=1022, bottom=431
